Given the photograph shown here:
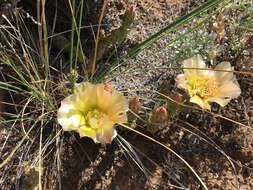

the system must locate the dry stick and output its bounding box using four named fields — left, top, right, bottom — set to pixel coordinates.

left=21, top=97, right=35, bottom=142
left=90, top=0, right=108, bottom=82
left=56, top=126, right=62, bottom=190
left=119, top=123, right=208, bottom=190
left=39, top=105, right=44, bottom=190
left=122, top=67, right=253, bottom=77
